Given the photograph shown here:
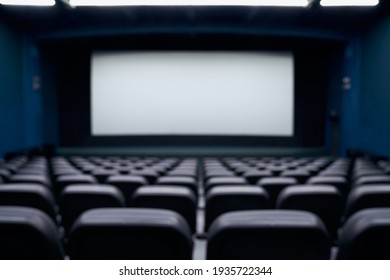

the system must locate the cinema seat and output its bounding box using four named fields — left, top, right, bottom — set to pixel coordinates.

left=207, top=210, right=330, bottom=260
left=10, top=174, right=51, bottom=187
left=337, top=208, right=390, bottom=259
left=230, top=165, right=253, bottom=176
left=276, top=185, right=343, bottom=240
left=354, top=175, right=390, bottom=187
left=91, top=169, right=119, bottom=183
left=1, top=163, right=20, bottom=174
left=77, top=164, right=97, bottom=174
left=319, top=168, right=348, bottom=177
left=205, top=177, right=247, bottom=191
left=68, top=208, right=193, bottom=260
left=205, top=186, right=270, bottom=231
left=0, top=206, right=64, bottom=259
left=0, top=169, right=11, bottom=181
left=0, top=184, right=58, bottom=222
left=16, top=167, right=47, bottom=176
left=167, top=168, right=198, bottom=178
left=258, top=177, right=298, bottom=207
left=353, top=169, right=386, bottom=180
left=204, top=170, right=236, bottom=181
left=52, top=168, right=82, bottom=178
left=307, top=176, right=349, bottom=196
left=60, top=184, right=126, bottom=233
left=243, top=169, right=272, bottom=185
left=156, top=176, right=198, bottom=193
left=265, top=165, right=289, bottom=176
left=56, top=174, right=97, bottom=195
left=105, top=175, right=147, bottom=206
left=132, top=185, right=197, bottom=232
left=130, top=169, right=159, bottom=184
left=280, top=169, right=311, bottom=184
left=343, top=185, right=390, bottom=219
